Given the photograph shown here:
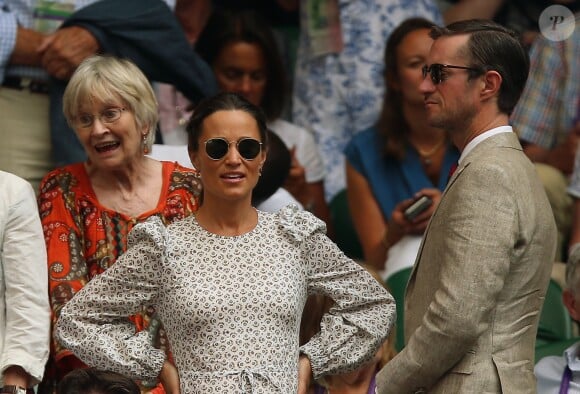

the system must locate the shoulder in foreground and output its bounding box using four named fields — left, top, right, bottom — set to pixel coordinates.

left=273, top=204, right=327, bottom=242
left=0, top=171, right=36, bottom=206
left=0, top=170, right=30, bottom=190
